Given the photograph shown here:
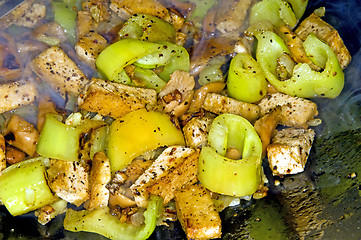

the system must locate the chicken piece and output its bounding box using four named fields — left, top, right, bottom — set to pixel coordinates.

left=183, top=116, right=213, bottom=148
left=5, top=145, right=26, bottom=165
left=130, top=146, right=199, bottom=208
left=0, top=80, right=37, bottom=114
left=34, top=199, right=68, bottom=225
left=86, top=152, right=111, bottom=210
left=32, top=46, right=89, bottom=98
left=75, top=31, right=109, bottom=69
left=254, top=107, right=282, bottom=157
left=82, top=0, right=111, bottom=23
left=3, top=115, right=39, bottom=156
left=277, top=25, right=321, bottom=71
left=159, top=70, right=195, bottom=117
left=267, top=128, right=315, bottom=176
left=187, top=82, right=226, bottom=114
left=202, top=93, right=260, bottom=123
left=0, top=0, right=33, bottom=29
left=47, top=159, right=89, bottom=206
left=215, top=0, right=253, bottom=35
left=14, top=3, right=46, bottom=28
left=295, top=12, right=351, bottom=69
left=76, top=11, right=97, bottom=39
left=258, top=93, right=318, bottom=128
left=78, top=78, right=157, bottom=118
left=0, top=134, right=5, bottom=171
left=110, top=0, right=170, bottom=20
left=175, top=184, right=222, bottom=240
left=107, top=159, right=152, bottom=208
